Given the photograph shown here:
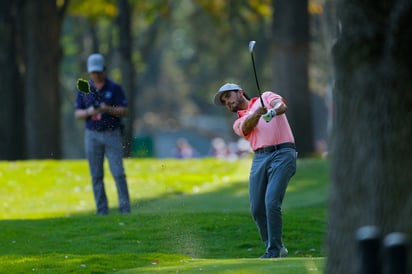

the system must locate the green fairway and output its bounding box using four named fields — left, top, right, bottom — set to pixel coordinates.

left=121, top=257, right=325, bottom=273
left=0, top=157, right=328, bottom=273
